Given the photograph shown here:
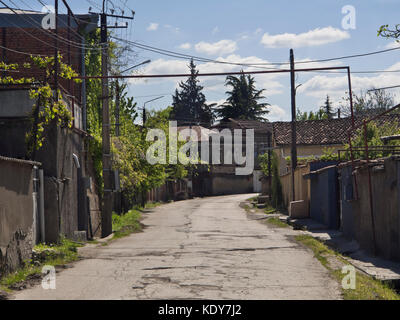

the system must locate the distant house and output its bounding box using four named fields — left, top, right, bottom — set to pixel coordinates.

left=272, top=118, right=351, bottom=174
left=203, top=119, right=273, bottom=196
left=272, top=114, right=400, bottom=175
